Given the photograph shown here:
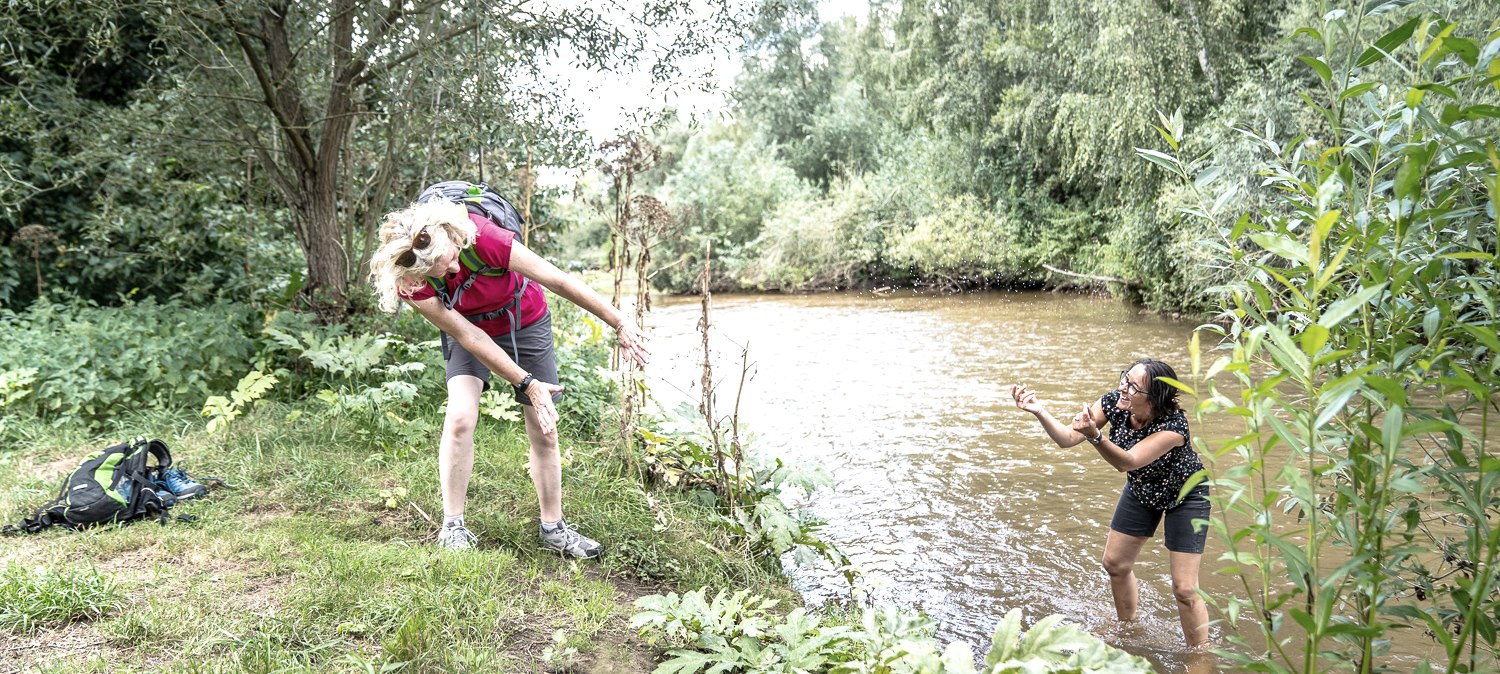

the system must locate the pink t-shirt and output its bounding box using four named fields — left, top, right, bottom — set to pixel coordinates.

left=401, top=214, right=548, bottom=335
